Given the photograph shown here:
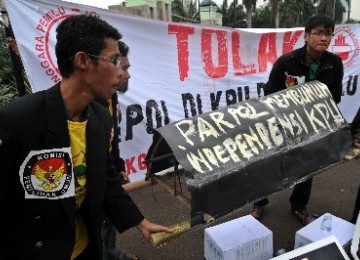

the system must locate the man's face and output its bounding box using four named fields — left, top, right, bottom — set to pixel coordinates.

left=86, top=38, right=125, bottom=100
left=305, top=25, right=333, bottom=54
left=117, top=56, right=131, bottom=94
